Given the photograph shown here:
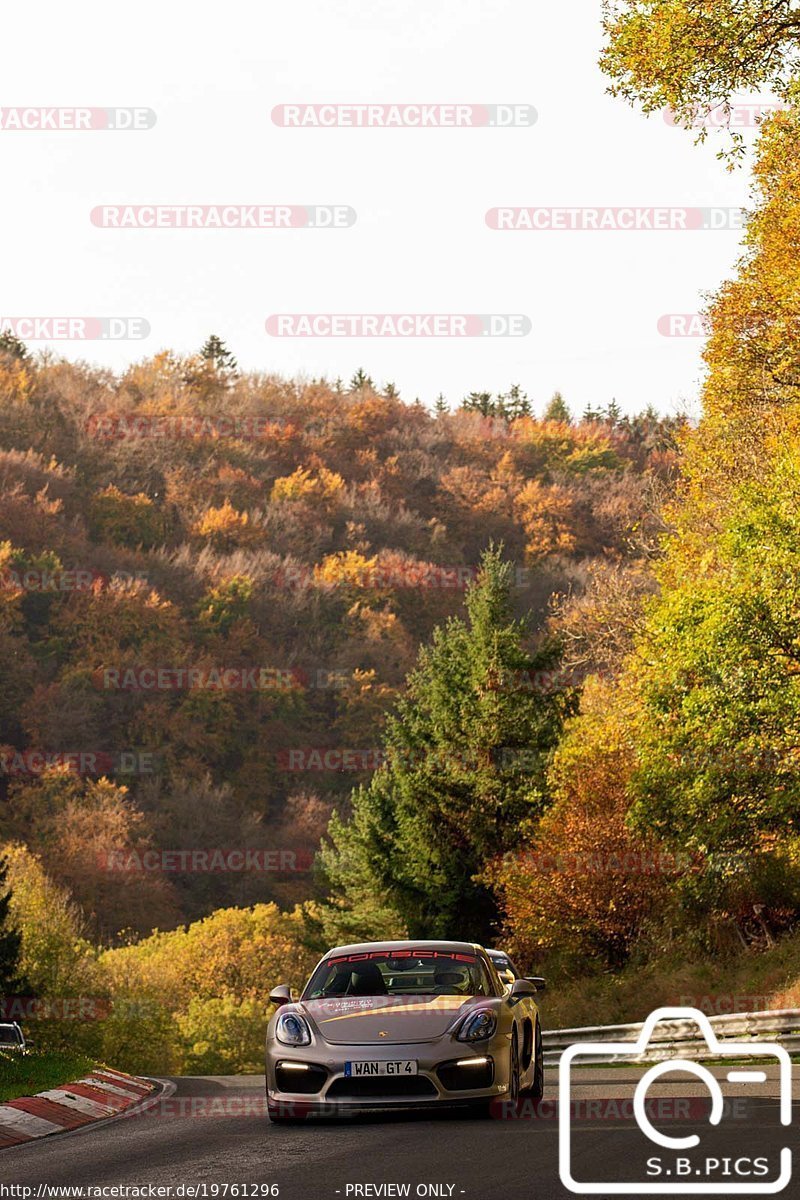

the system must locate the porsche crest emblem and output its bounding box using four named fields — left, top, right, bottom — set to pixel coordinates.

left=378, top=1031, right=389, bottom=1038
